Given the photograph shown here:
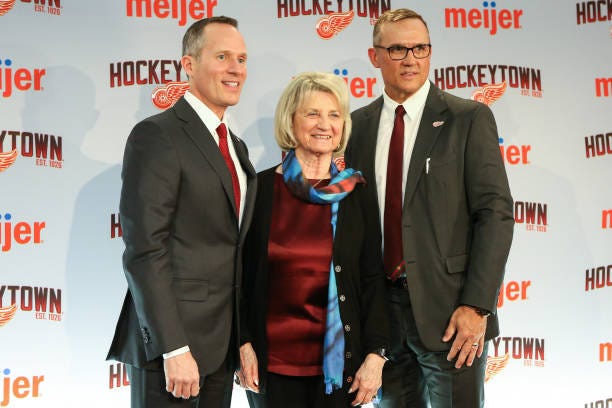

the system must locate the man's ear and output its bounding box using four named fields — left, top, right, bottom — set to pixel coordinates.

left=181, top=55, right=194, bottom=78
left=367, top=48, right=380, bottom=68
